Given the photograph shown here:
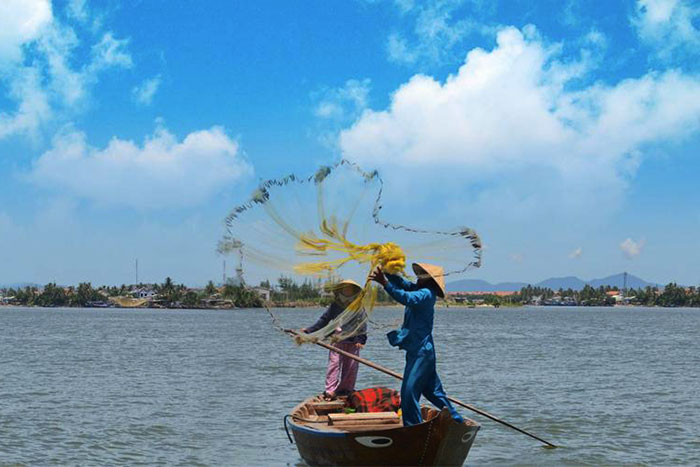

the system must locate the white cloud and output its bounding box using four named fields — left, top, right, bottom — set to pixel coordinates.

left=394, top=0, right=416, bottom=14
left=0, top=1, right=133, bottom=142
left=583, top=28, right=607, bottom=49
left=0, top=0, right=52, bottom=64
left=89, top=32, right=133, bottom=72
left=0, top=0, right=52, bottom=139
left=0, top=67, right=52, bottom=140
left=383, top=0, right=496, bottom=67
left=312, top=79, right=372, bottom=149
left=314, top=79, right=371, bottom=120
left=632, top=0, right=700, bottom=60
left=132, top=76, right=162, bottom=106
left=67, top=0, right=88, bottom=23
left=387, top=33, right=418, bottom=64
left=569, top=247, right=583, bottom=259
left=29, top=125, right=253, bottom=209
left=340, top=26, right=700, bottom=216
left=38, top=21, right=86, bottom=106
left=620, top=238, right=645, bottom=259
left=561, top=0, right=581, bottom=27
